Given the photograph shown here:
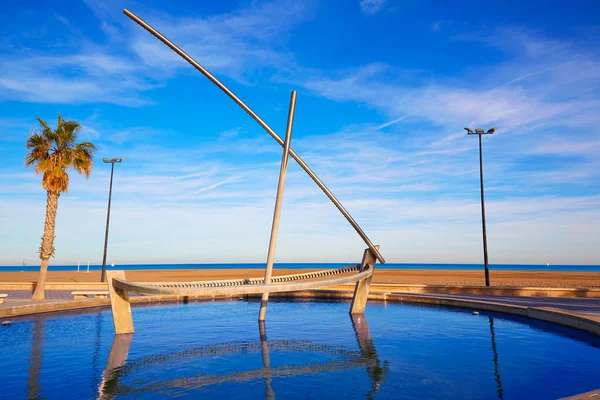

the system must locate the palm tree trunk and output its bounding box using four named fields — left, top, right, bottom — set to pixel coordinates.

left=32, top=191, right=60, bottom=301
